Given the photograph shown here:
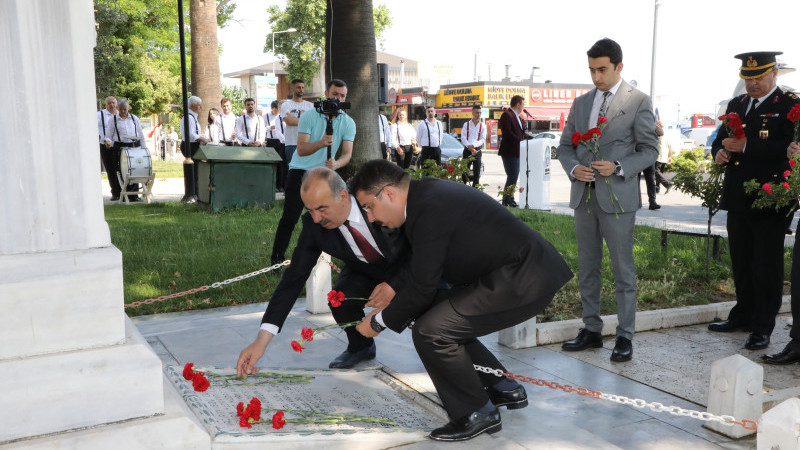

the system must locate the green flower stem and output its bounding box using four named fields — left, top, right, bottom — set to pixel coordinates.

left=259, top=408, right=398, bottom=427
left=204, top=371, right=315, bottom=384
